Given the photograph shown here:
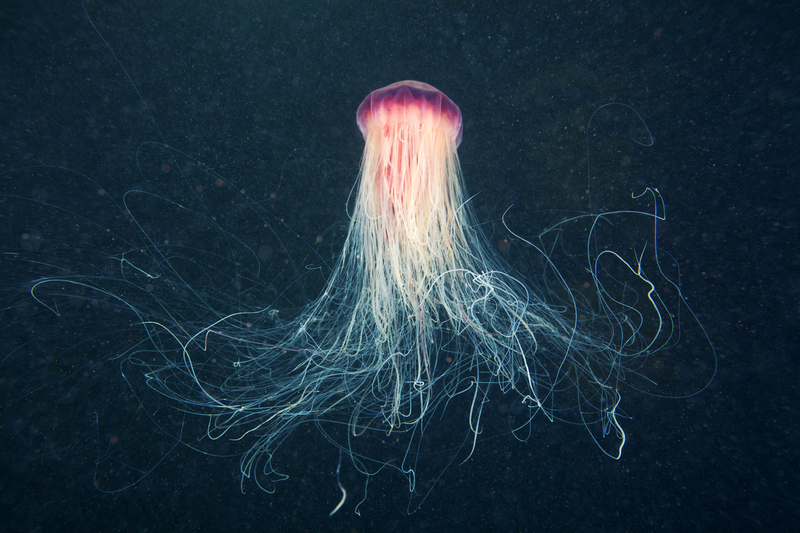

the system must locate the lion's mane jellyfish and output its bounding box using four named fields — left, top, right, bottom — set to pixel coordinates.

left=24, top=81, right=712, bottom=514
